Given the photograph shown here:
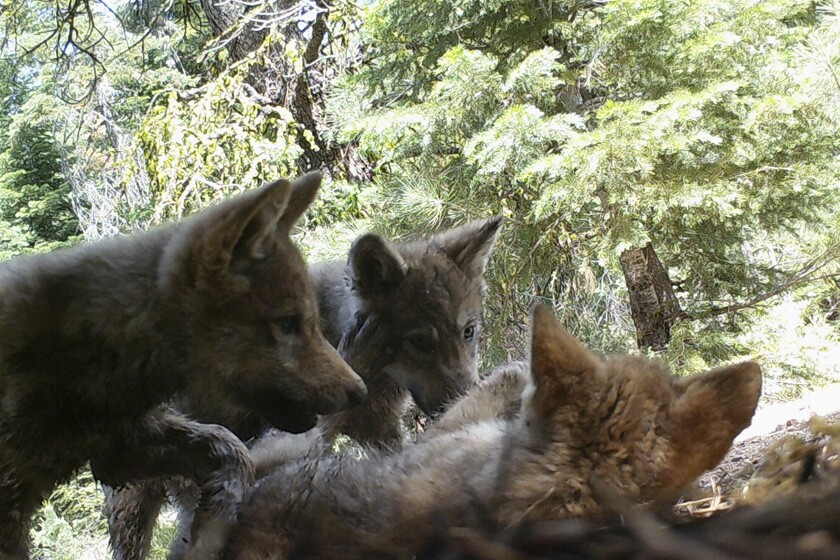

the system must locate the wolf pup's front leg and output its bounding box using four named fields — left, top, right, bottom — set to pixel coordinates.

left=421, top=360, right=529, bottom=438
left=103, top=480, right=168, bottom=560
left=91, top=407, right=254, bottom=560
